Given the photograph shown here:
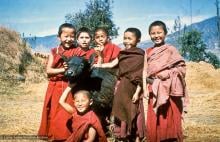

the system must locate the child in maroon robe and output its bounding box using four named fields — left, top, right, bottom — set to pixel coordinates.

left=38, top=23, right=76, bottom=141
left=91, top=27, right=121, bottom=131
left=72, top=27, right=95, bottom=59
left=109, top=28, right=145, bottom=142
left=92, top=27, right=120, bottom=67
left=59, top=88, right=107, bottom=142
left=143, top=21, right=189, bottom=142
